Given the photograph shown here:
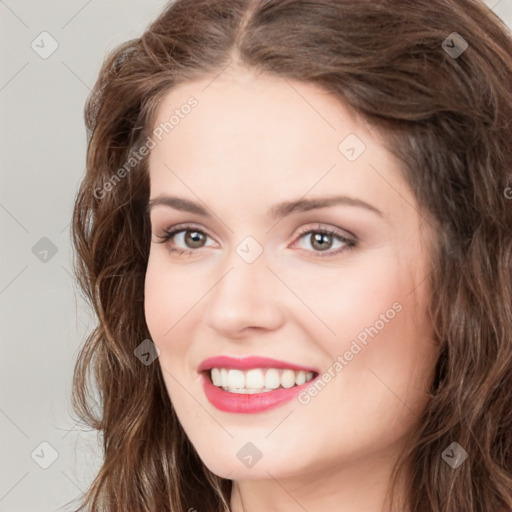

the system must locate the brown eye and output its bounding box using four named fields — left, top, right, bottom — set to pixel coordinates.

left=309, top=232, right=334, bottom=251
left=155, top=224, right=215, bottom=255
left=294, top=227, right=357, bottom=258
left=184, top=230, right=207, bottom=248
